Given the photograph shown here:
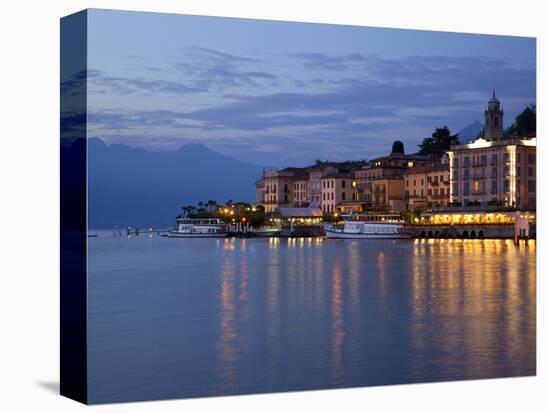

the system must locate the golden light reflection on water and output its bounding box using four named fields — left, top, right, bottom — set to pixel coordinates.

left=410, top=239, right=535, bottom=379
left=215, top=237, right=535, bottom=392
left=217, top=239, right=252, bottom=393
left=331, top=260, right=345, bottom=385
left=218, top=256, right=237, bottom=392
